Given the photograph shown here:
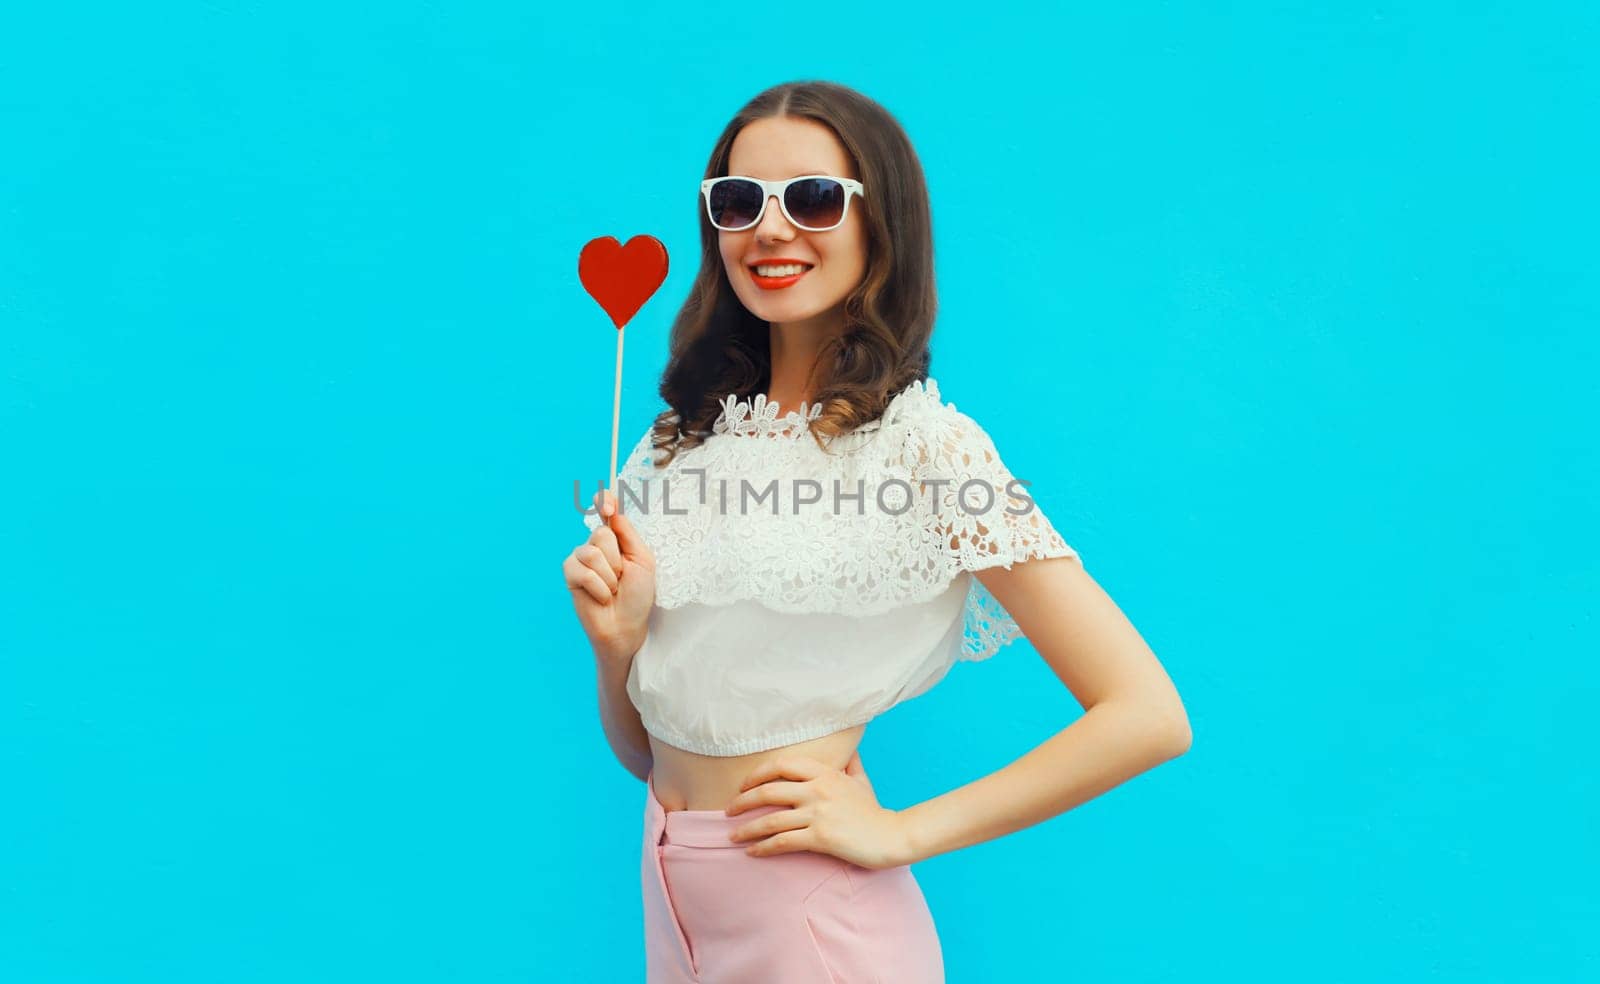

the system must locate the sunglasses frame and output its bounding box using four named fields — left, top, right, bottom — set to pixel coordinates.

left=700, top=174, right=866, bottom=232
